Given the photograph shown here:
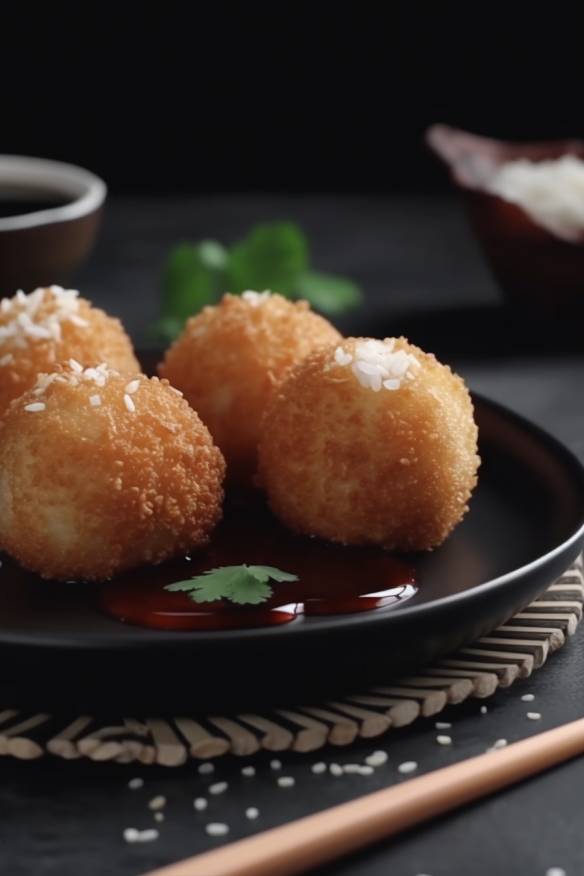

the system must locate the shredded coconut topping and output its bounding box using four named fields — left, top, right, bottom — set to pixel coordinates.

left=334, top=339, right=420, bottom=392
left=241, top=290, right=272, bottom=306
left=0, top=286, right=88, bottom=351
